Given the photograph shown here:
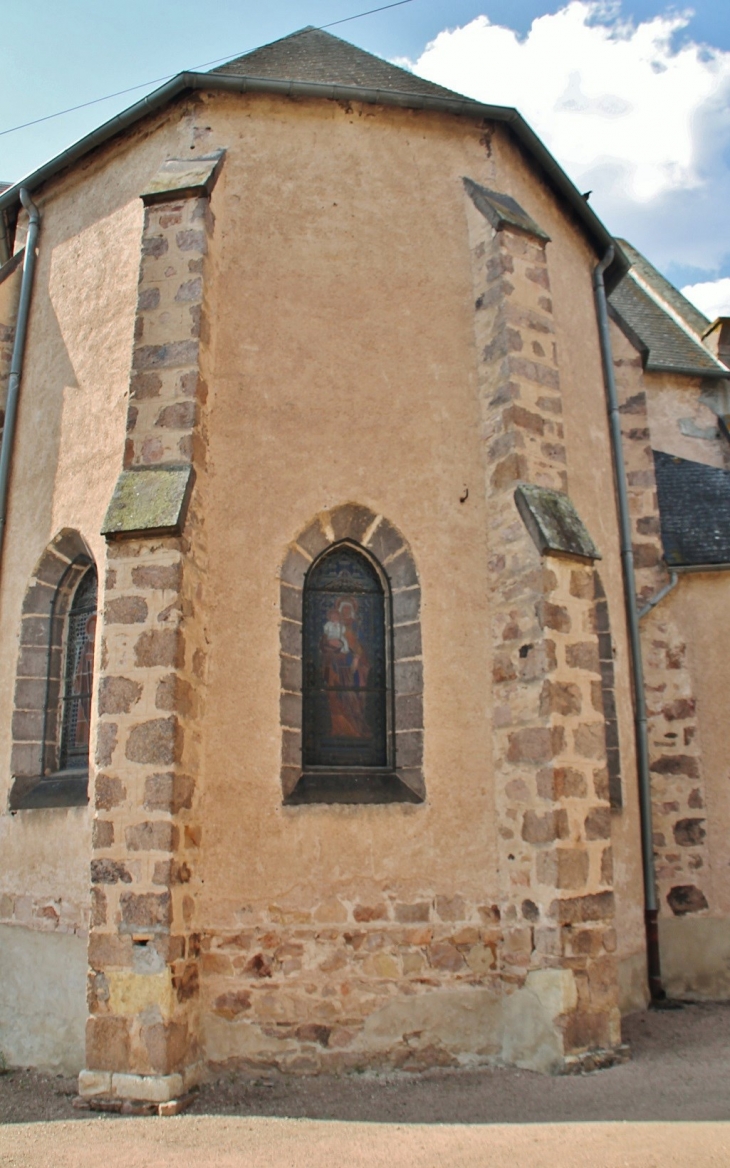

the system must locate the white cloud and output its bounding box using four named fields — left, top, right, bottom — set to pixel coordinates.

left=681, top=277, right=730, bottom=321
left=404, top=2, right=730, bottom=251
